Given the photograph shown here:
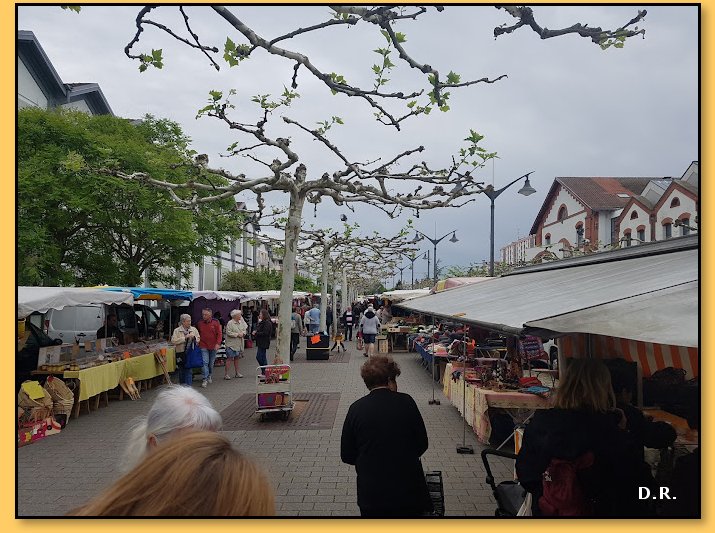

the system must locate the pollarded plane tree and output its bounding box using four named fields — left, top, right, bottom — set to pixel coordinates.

left=87, top=4, right=646, bottom=361
left=289, top=222, right=416, bottom=334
